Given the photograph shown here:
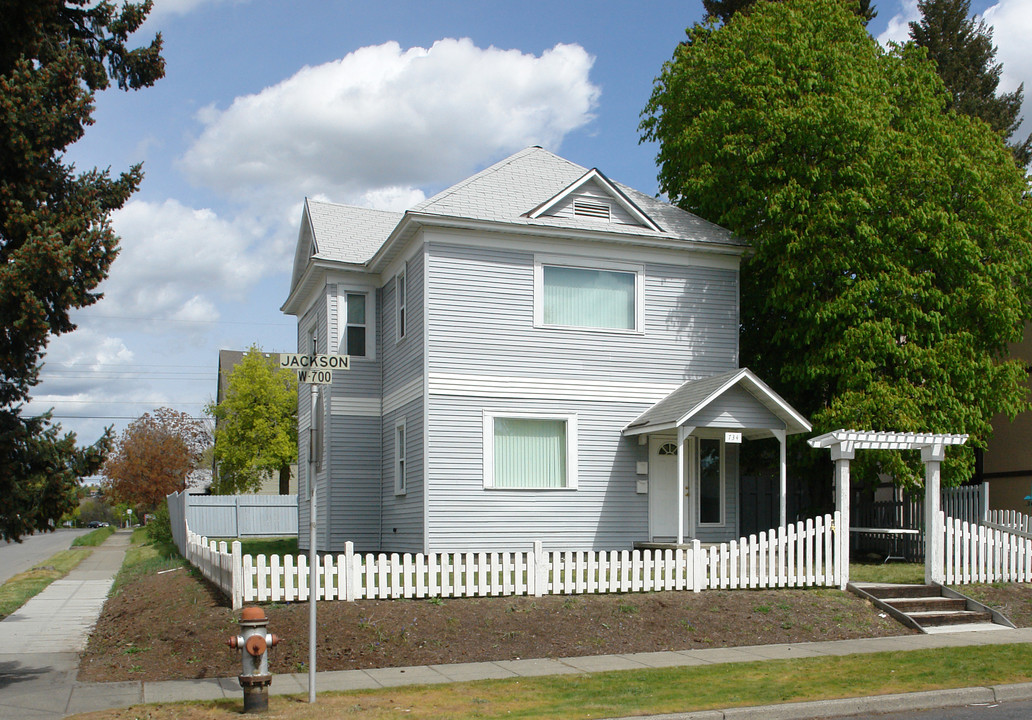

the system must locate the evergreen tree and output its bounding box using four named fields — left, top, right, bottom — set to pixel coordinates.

left=0, top=1, right=164, bottom=541
left=702, top=0, right=876, bottom=26
left=910, top=0, right=1031, bottom=167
